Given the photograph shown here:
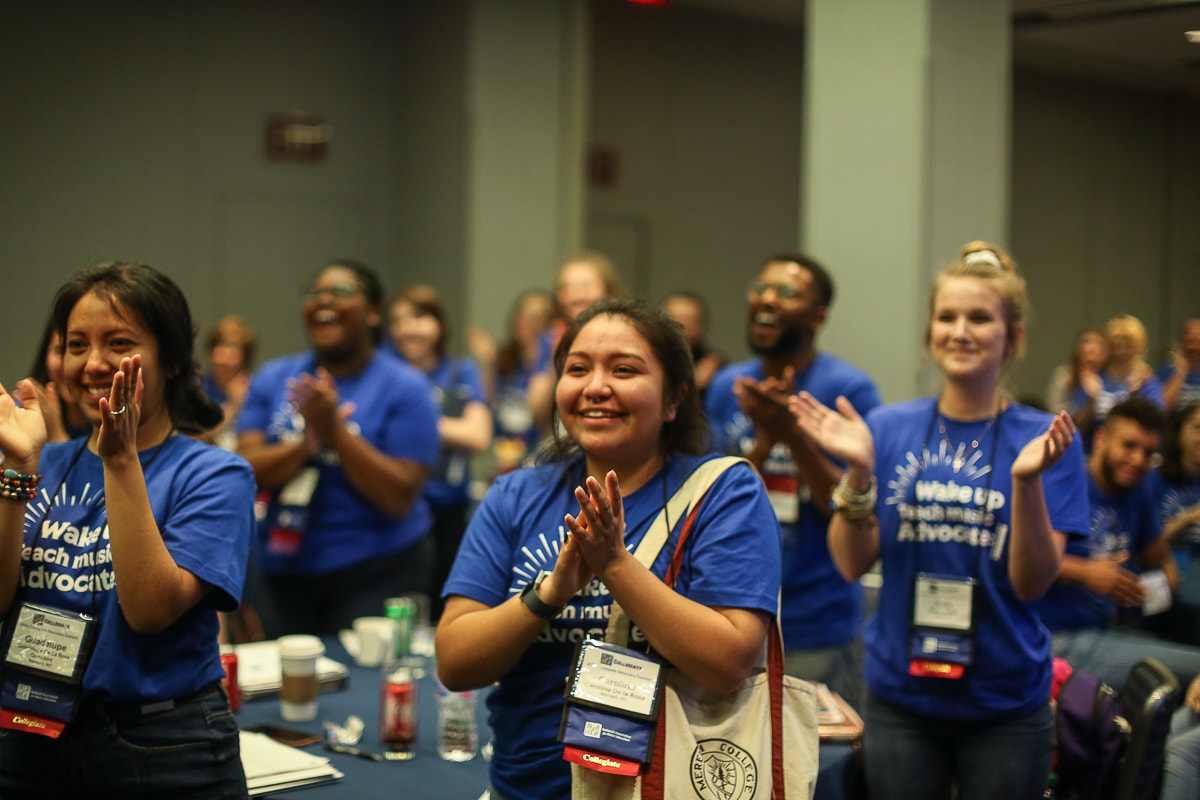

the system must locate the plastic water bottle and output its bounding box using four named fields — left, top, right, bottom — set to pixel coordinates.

left=436, top=682, right=478, bottom=762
